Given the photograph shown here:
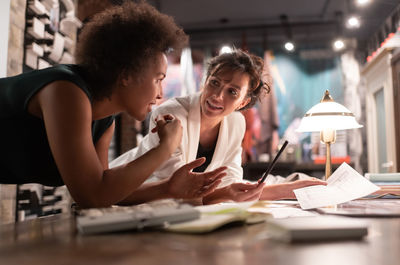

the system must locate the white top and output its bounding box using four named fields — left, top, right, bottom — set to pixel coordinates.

left=110, top=92, right=245, bottom=188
